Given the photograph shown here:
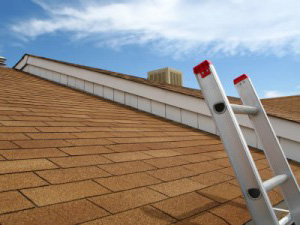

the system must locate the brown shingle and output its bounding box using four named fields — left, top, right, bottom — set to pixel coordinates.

left=172, top=140, right=222, bottom=148
left=175, top=212, right=228, bottom=225
left=198, top=182, right=242, bottom=203
left=49, top=155, right=111, bottom=168
left=66, top=138, right=114, bottom=146
left=81, top=206, right=175, bottom=225
left=0, top=141, right=19, bottom=149
left=143, top=149, right=182, bottom=157
left=0, top=199, right=109, bottom=225
left=103, top=152, right=152, bottom=162
left=37, top=127, right=81, bottom=132
left=79, top=127, right=114, bottom=132
left=261, top=95, right=300, bottom=122
left=89, top=187, right=166, bottom=213
left=21, top=180, right=110, bottom=206
left=72, top=132, right=114, bottom=138
left=0, top=106, right=29, bottom=112
left=0, top=121, right=48, bottom=127
left=184, top=161, right=223, bottom=174
left=259, top=168, right=274, bottom=180
left=190, top=171, right=233, bottom=186
left=144, top=142, right=179, bottom=150
left=147, top=166, right=197, bottom=181
left=0, top=159, right=57, bottom=174
left=268, top=188, right=284, bottom=205
left=150, top=178, right=205, bottom=197
left=210, top=158, right=231, bottom=167
left=106, top=143, right=151, bottom=152
left=177, top=153, right=213, bottom=163
left=153, top=192, right=218, bottom=220
left=95, top=172, right=161, bottom=191
left=107, top=136, right=193, bottom=144
left=0, top=133, right=29, bottom=140
left=26, top=133, right=77, bottom=139
left=111, top=132, right=146, bottom=138
left=14, top=140, right=71, bottom=148
left=202, top=151, right=228, bottom=159
left=46, top=121, right=86, bottom=127
left=59, top=145, right=112, bottom=155
left=0, top=127, right=39, bottom=133
left=0, top=148, right=67, bottom=159
left=0, top=115, right=12, bottom=121
left=209, top=197, right=251, bottom=224
left=144, top=157, right=188, bottom=168
left=218, top=167, right=235, bottom=177
left=0, top=191, right=34, bottom=214
left=0, top=172, right=47, bottom=192
left=37, top=166, right=111, bottom=184
left=98, top=161, right=156, bottom=175
left=0, top=111, right=21, bottom=116
left=175, top=144, right=224, bottom=154
left=10, top=115, right=54, bottom=121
